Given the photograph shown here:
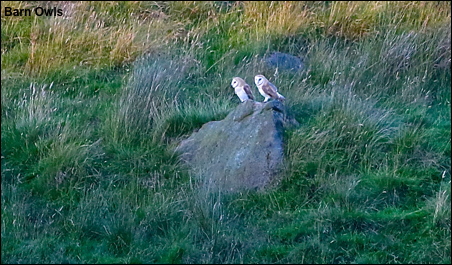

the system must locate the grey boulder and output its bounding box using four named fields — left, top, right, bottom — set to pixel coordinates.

left=175, top=100, right=285, bottom=193
left=264, top=52, right=305, bottom=73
